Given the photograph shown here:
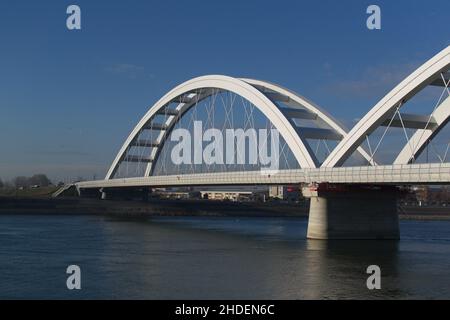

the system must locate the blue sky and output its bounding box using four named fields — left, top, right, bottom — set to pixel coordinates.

left=0, top=0, right=449, bottom=182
